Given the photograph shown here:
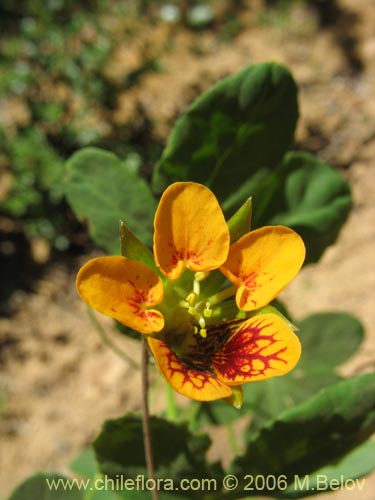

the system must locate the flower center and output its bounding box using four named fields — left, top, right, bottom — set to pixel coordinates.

left=178, top=271, right=213, bottom=338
